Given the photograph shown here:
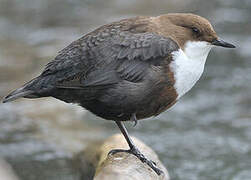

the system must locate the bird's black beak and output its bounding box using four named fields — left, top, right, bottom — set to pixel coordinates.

left=212, top=39, right=235, bottom=48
